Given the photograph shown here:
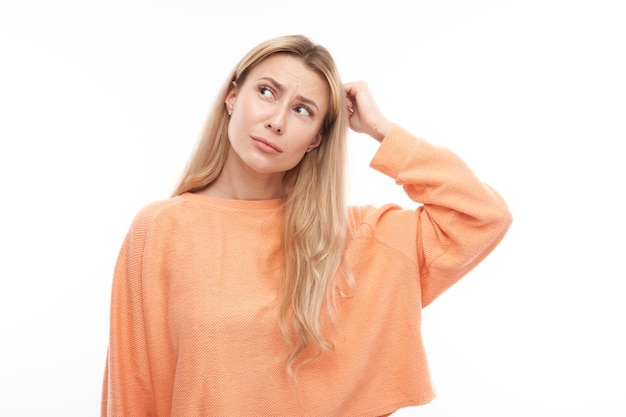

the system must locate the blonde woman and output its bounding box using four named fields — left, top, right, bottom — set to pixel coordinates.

left=101, top=34, right=512, bottom=416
